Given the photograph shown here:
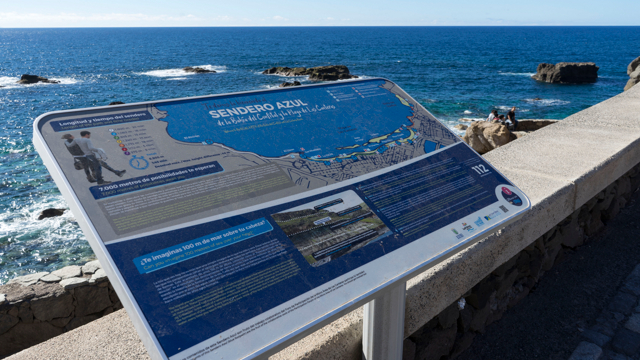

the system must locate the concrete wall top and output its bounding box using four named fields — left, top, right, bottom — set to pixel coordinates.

left=9, top=85, right=640, bottom=360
